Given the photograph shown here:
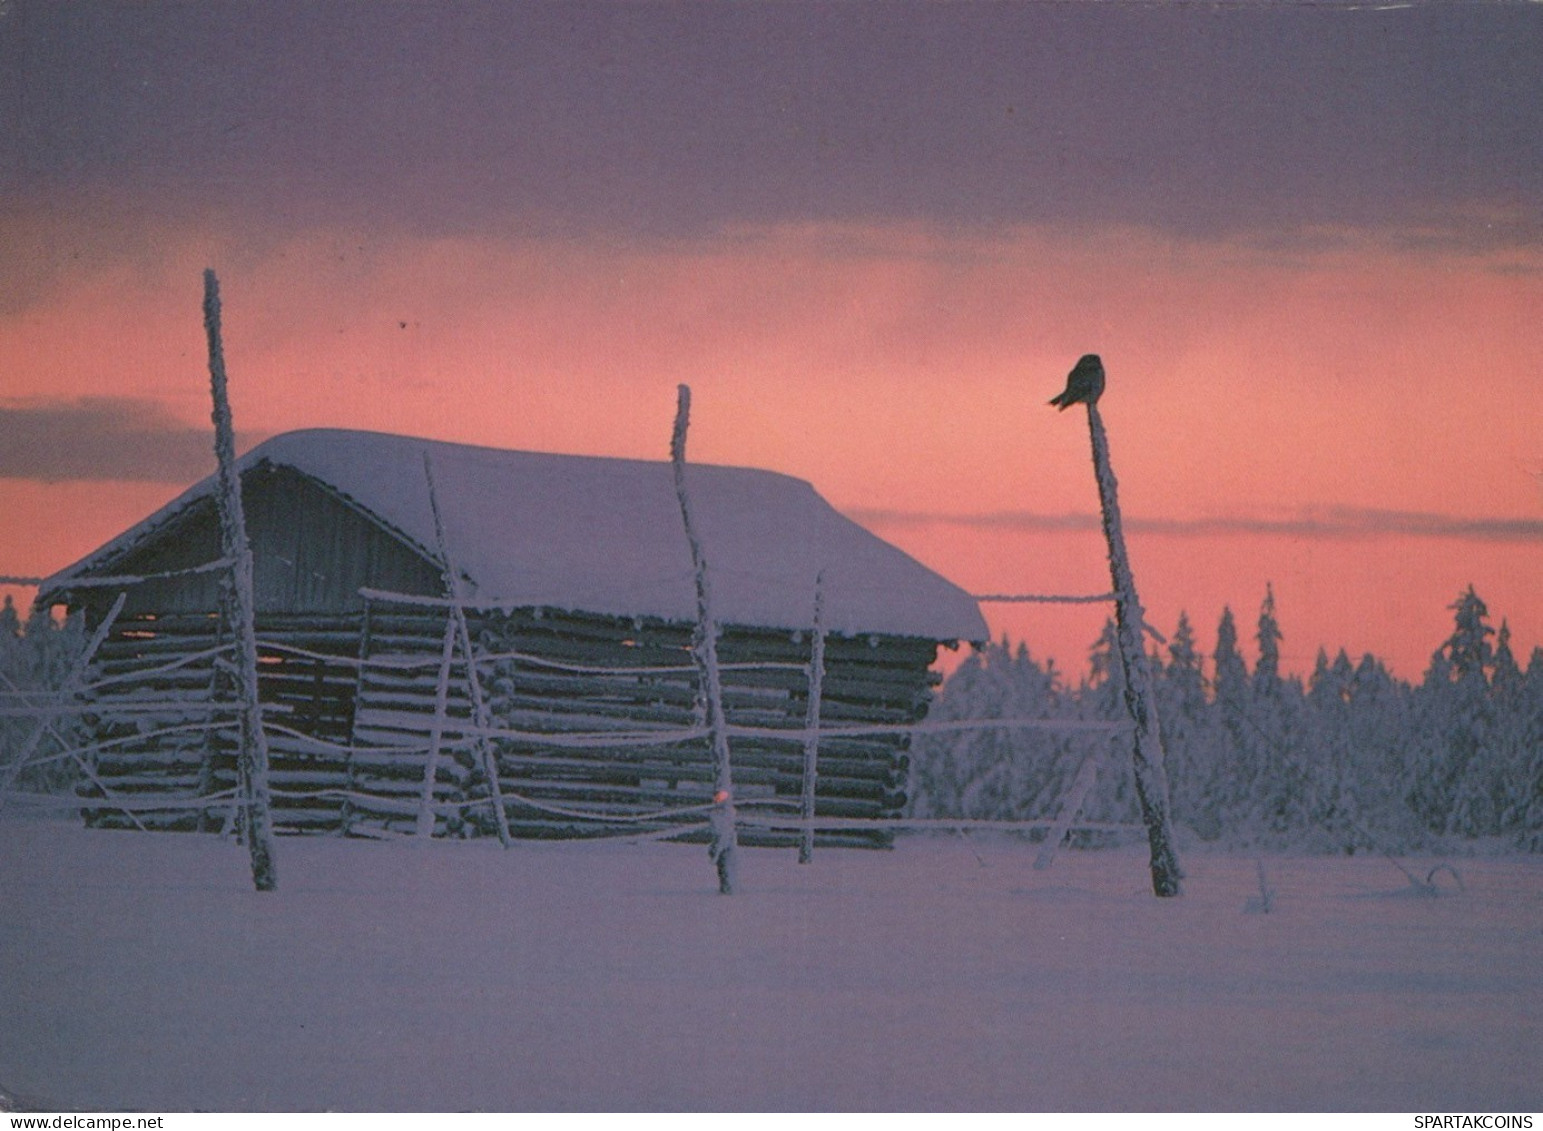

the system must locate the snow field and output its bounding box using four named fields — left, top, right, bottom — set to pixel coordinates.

left=1, top=820, right=1538, bottom=1112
